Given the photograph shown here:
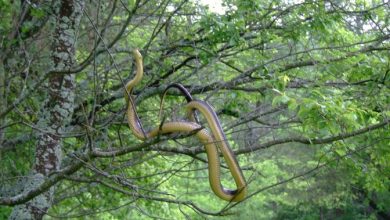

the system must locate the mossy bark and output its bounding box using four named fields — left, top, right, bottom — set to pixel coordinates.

left=9, top=0, right=84, bottom=219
